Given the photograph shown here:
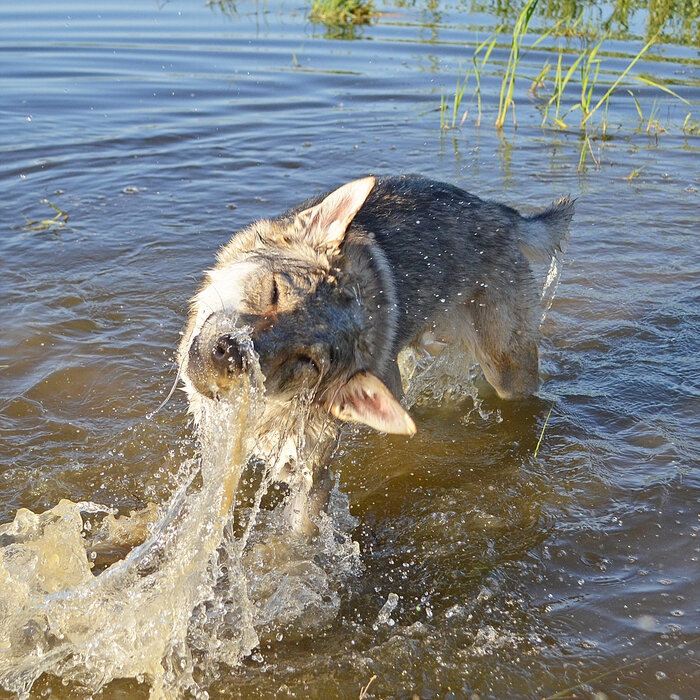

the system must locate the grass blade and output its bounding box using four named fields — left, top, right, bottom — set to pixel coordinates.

left=581, top=33, right=658, bottom=126
left=533, top=403, right=554, bottom=459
